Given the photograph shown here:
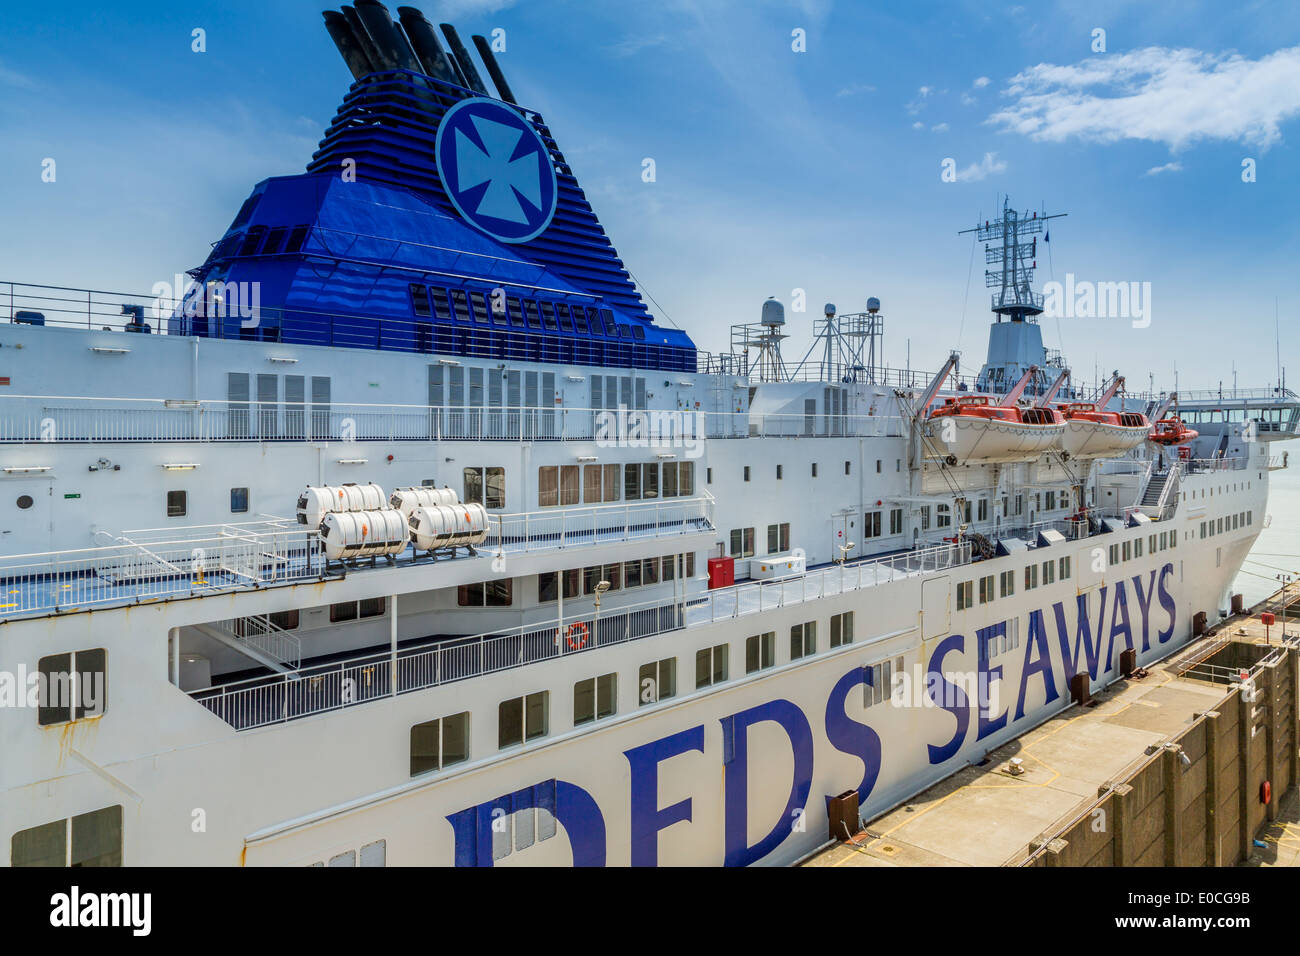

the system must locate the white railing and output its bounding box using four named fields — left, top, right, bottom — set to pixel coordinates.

left=191, top=541, right=973, bottom=730
left=221, top=615, right=303, bottom=669
left=0, top=498, right=715, bottom=620
left=0, top=394, right=907, bottom=444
